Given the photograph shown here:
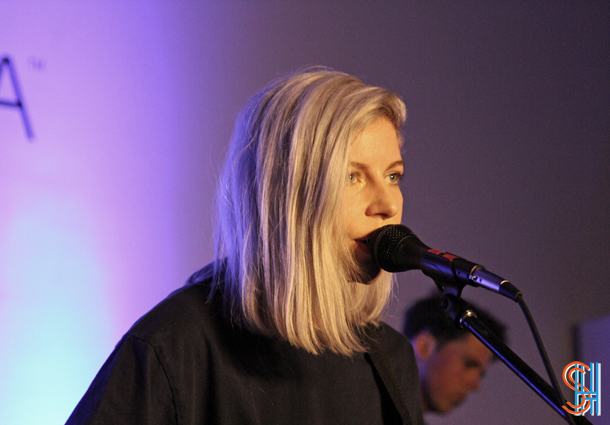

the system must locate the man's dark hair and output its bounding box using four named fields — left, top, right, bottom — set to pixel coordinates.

left=402, top=293, right=507, bottom=350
